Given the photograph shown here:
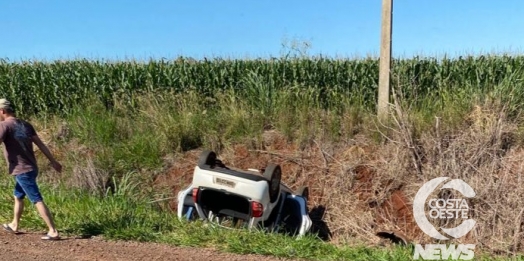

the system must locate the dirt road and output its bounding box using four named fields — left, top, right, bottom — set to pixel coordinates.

left=0, top=230, right=302, bottom=261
